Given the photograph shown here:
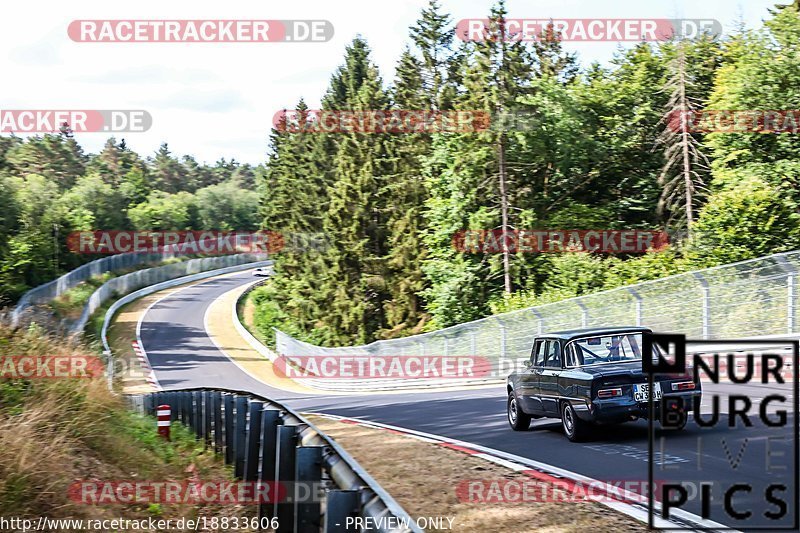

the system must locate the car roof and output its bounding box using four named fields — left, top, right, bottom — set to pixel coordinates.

left=538, top=326, right=652, bottom=341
